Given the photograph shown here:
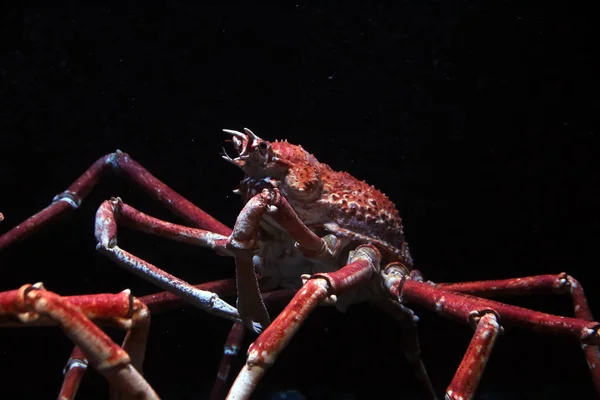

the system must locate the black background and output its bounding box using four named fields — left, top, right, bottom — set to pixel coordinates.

left=0, top=3, right=598, bottom=399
